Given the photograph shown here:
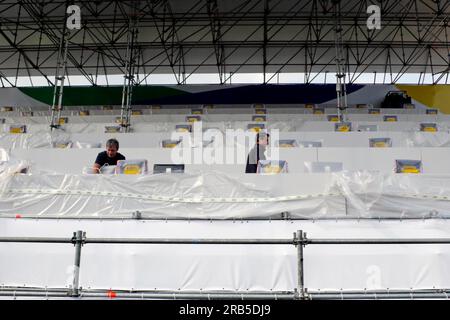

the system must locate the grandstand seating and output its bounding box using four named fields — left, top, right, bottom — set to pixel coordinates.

left=6, top=147, right=450, bottom=174
left=2, top=0, right=450, bottom=299
left=1, top=103, right=450, bottom=295
left=3, top=131, right=450, bottom=149
left=0, top=103, right=449, bottom=175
